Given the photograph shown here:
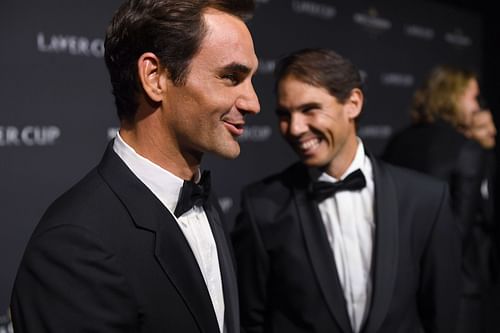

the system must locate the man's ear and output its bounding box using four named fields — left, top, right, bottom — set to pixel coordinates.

left=345, top=88, right=363, bottom=119
left=137, top=52, right=165, bottom=103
